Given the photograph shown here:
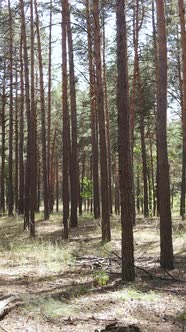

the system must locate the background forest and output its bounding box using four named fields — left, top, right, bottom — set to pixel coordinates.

left=0, top=0, right=185, bottom=331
